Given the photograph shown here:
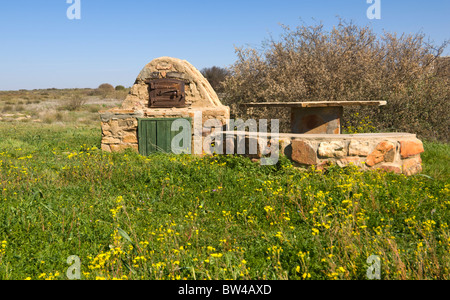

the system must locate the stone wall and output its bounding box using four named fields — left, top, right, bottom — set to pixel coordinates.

left=219, top=132, right=424, bottom=176
left=290, top=134, right=424, bottom=176
left=100, top=112, right=139, bottom=153
left=100, top=107, right=230, bottom=153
